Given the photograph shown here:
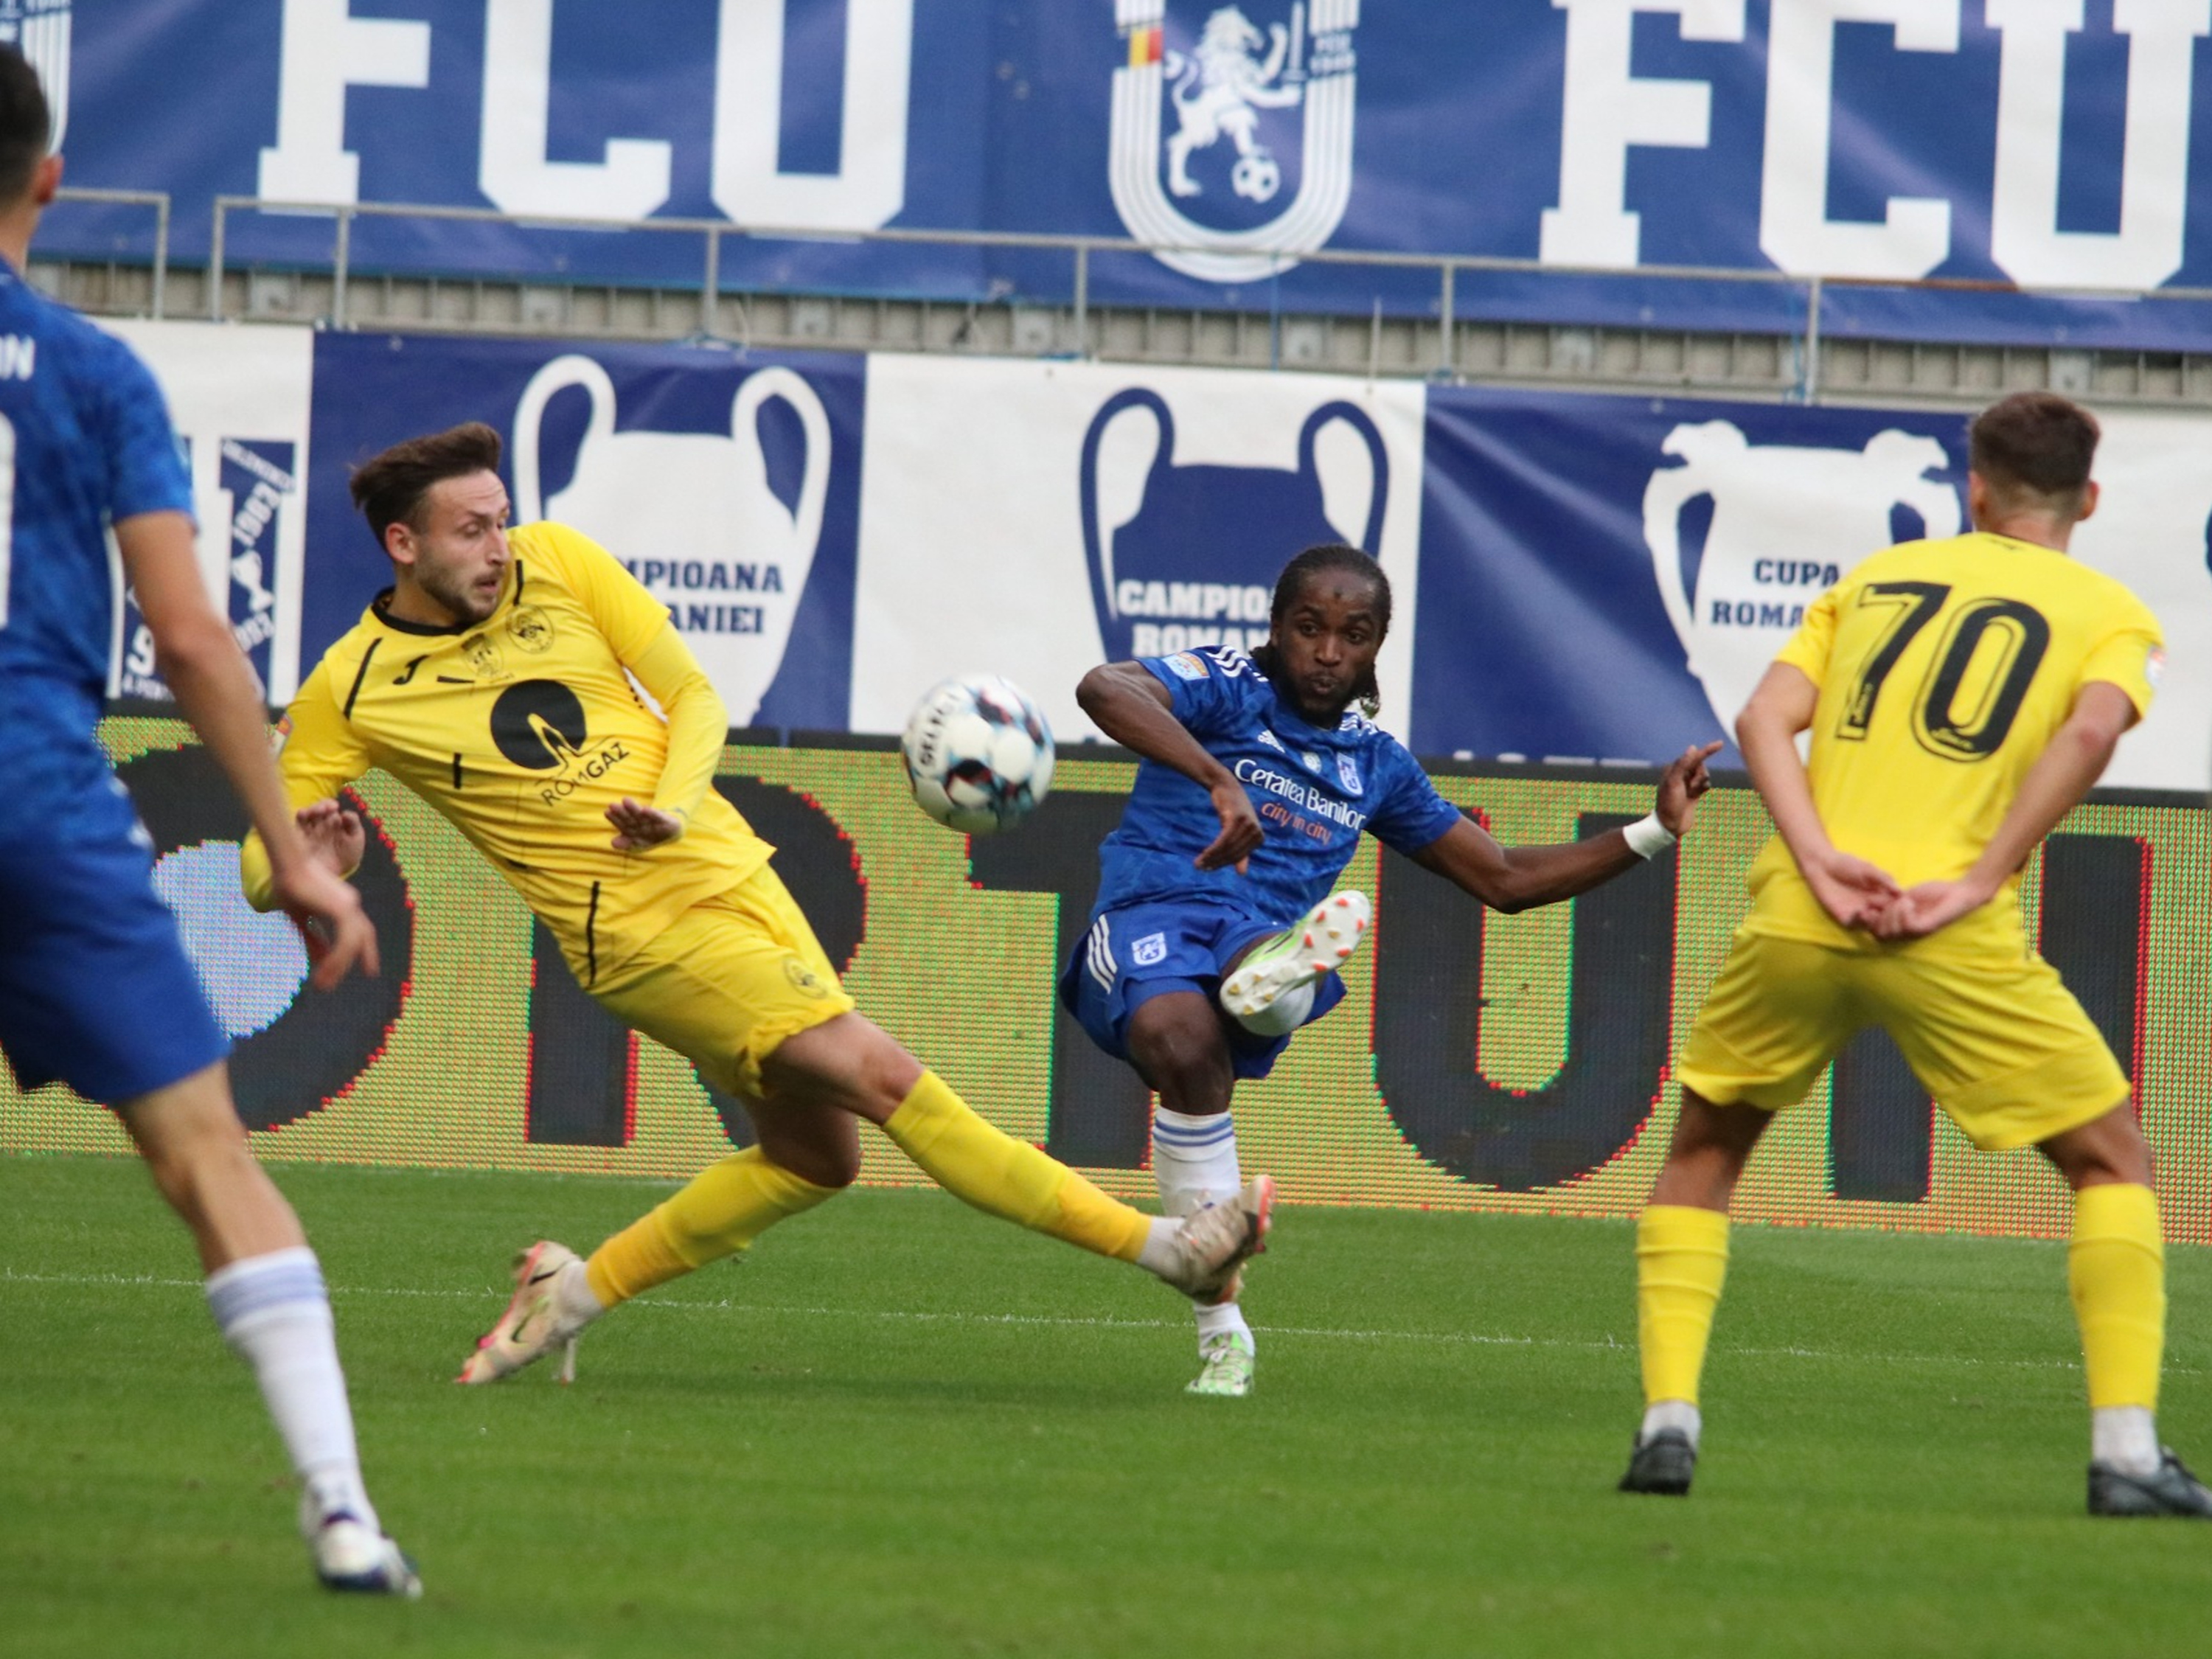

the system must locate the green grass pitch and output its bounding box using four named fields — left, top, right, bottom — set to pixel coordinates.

left=2, top=1155, right=2207, bottom=1659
